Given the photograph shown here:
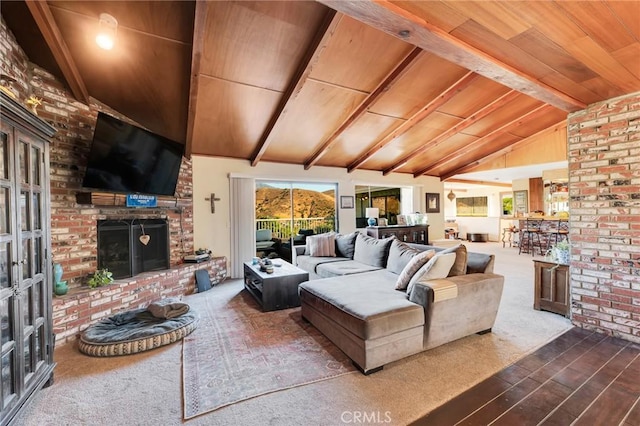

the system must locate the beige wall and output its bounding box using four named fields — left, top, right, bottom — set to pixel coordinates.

left=192, top=156, right=443, bottom=260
